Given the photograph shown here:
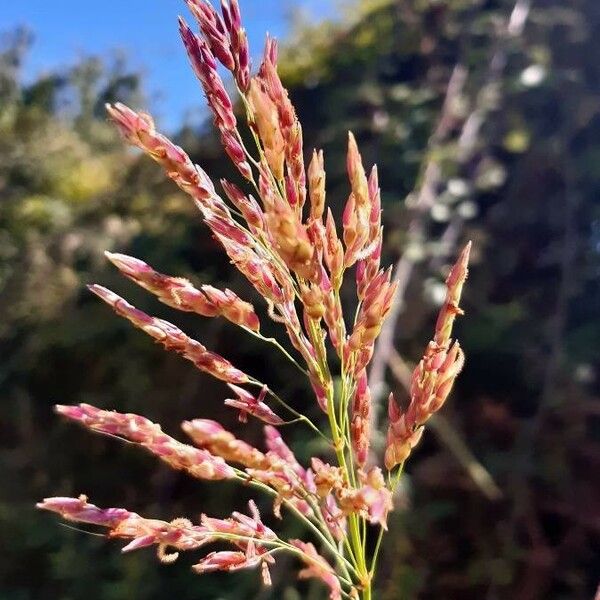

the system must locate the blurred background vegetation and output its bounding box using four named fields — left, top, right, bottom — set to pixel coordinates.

left=1, top=0, right=598, bottom=598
